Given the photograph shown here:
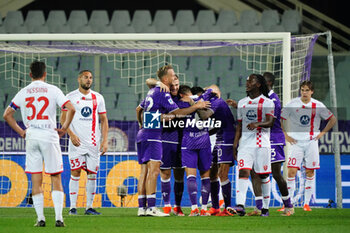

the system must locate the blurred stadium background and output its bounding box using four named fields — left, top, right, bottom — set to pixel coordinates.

left=0, top=0, right=349, bottom=209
